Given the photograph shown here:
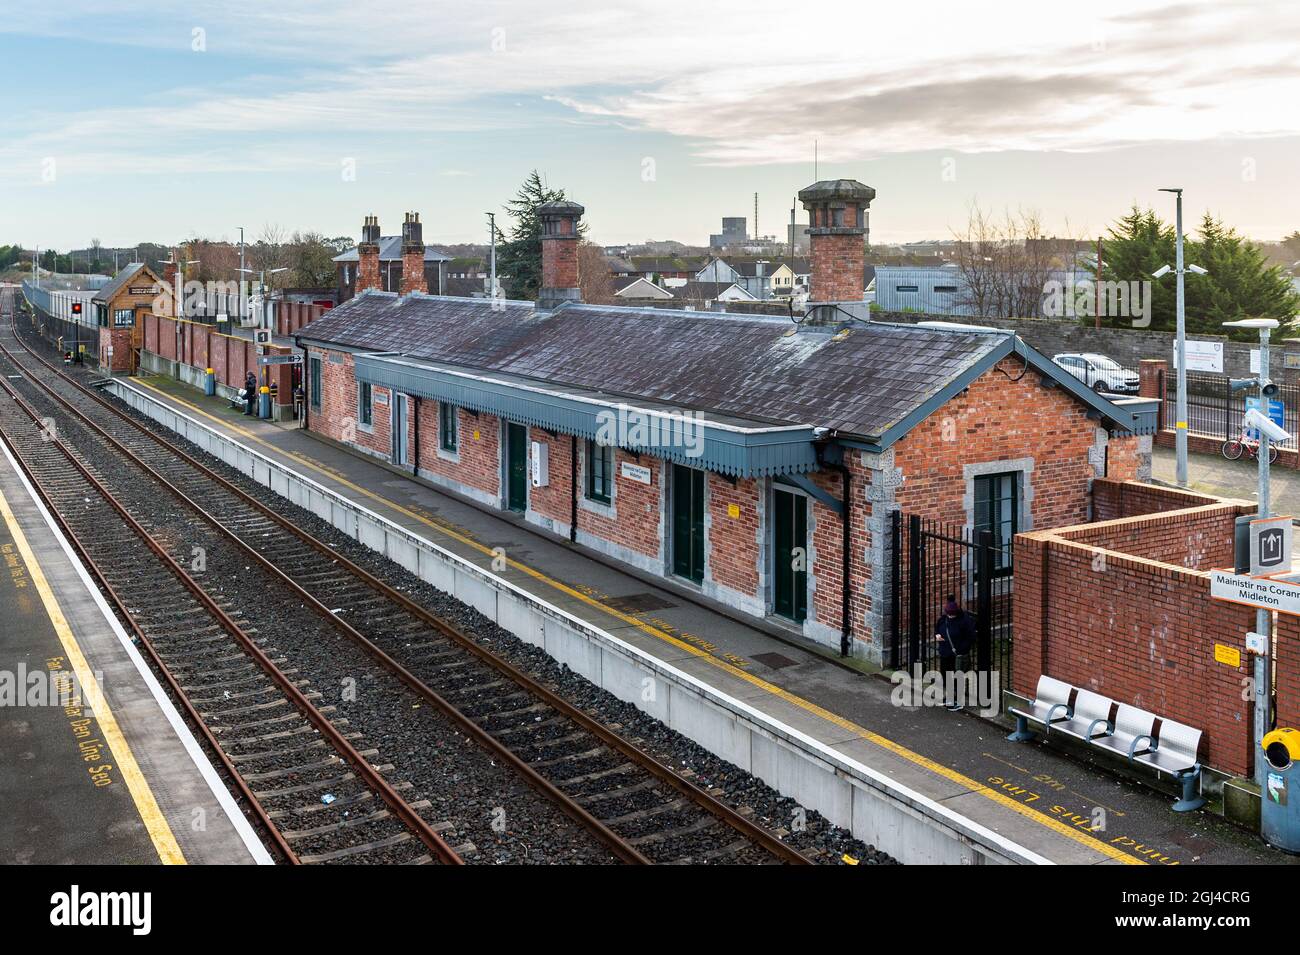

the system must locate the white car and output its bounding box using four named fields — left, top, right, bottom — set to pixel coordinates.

left=1052, top=353, right=1140, bottom=395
